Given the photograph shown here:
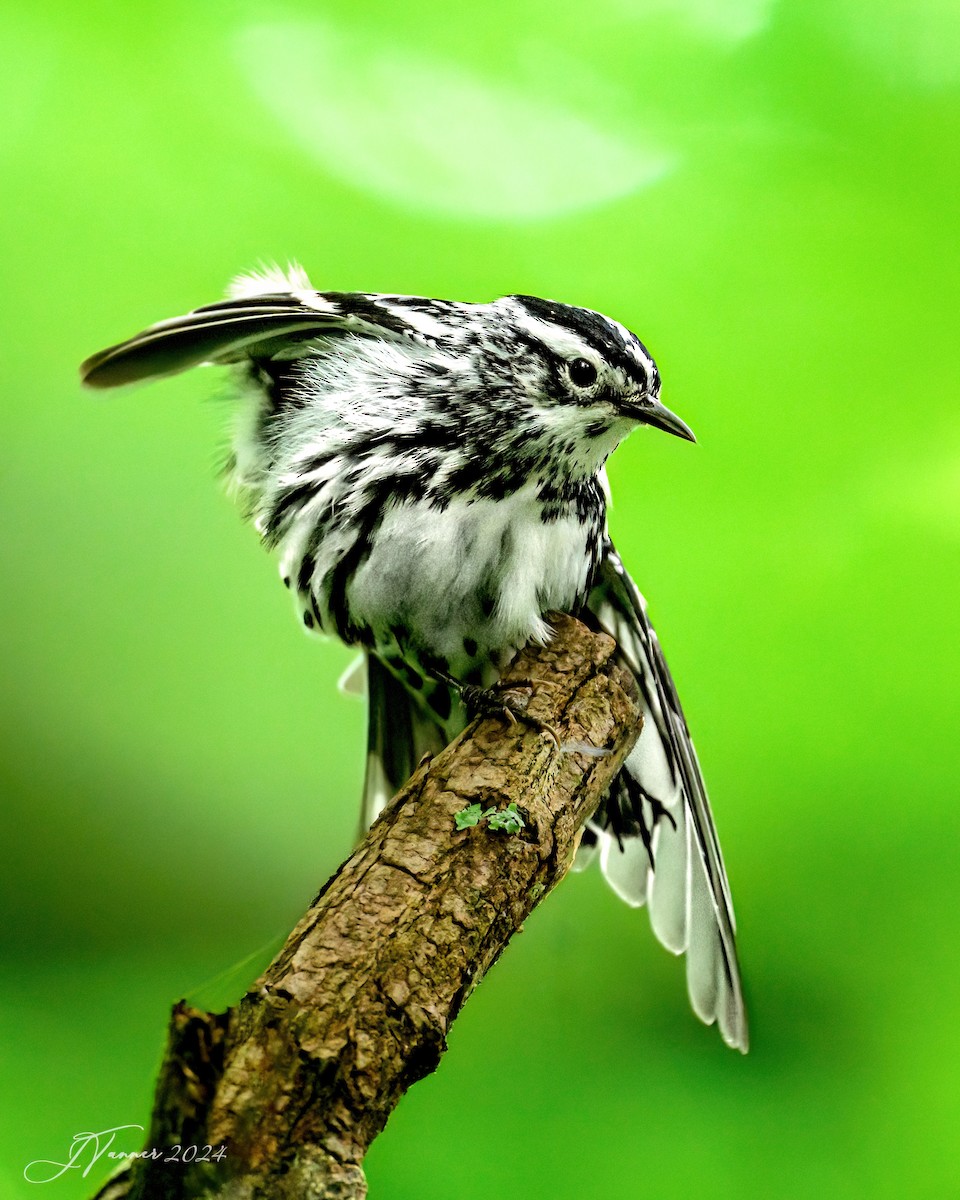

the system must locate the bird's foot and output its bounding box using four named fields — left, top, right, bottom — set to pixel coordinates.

left=457, top=678, right=562, bottom=748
